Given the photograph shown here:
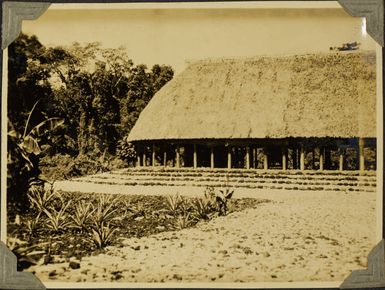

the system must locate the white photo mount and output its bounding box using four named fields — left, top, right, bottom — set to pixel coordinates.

left=0, top=1, right=384, bottom=289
